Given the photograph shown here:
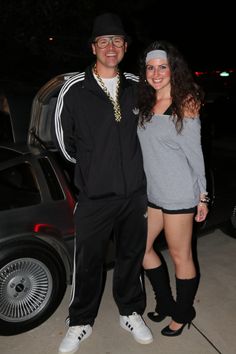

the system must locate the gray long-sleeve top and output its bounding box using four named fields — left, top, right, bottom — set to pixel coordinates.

left=137, top=113, right=207, bottom=210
